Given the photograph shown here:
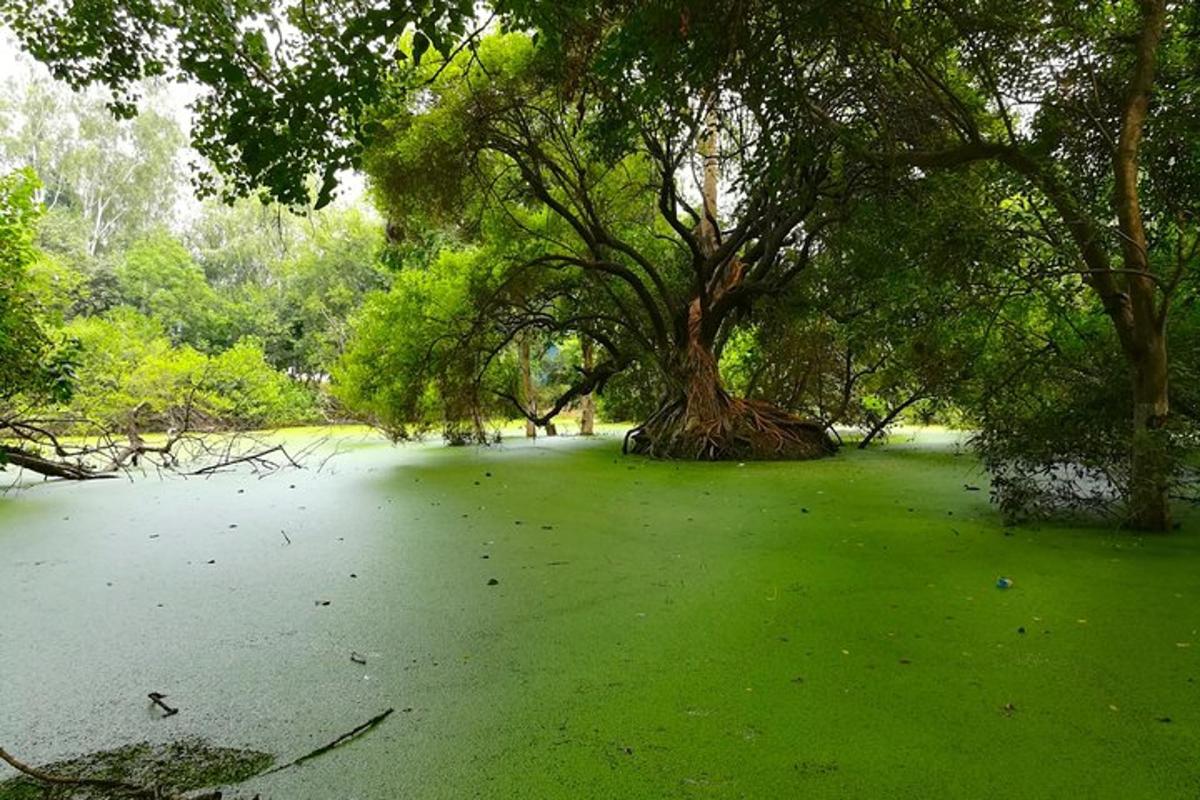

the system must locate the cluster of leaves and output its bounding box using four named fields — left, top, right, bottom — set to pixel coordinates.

left=713, top=167, right=1008, bottom=445
left=0, top=0, right=481, bottom=208
left=971, top=329, right=1134, bottom=522
left=32, top=207, right=387, bottom=431
left=338, top=33, right=667, bottom=435
left=969, top=284, right=1200, bottom=522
